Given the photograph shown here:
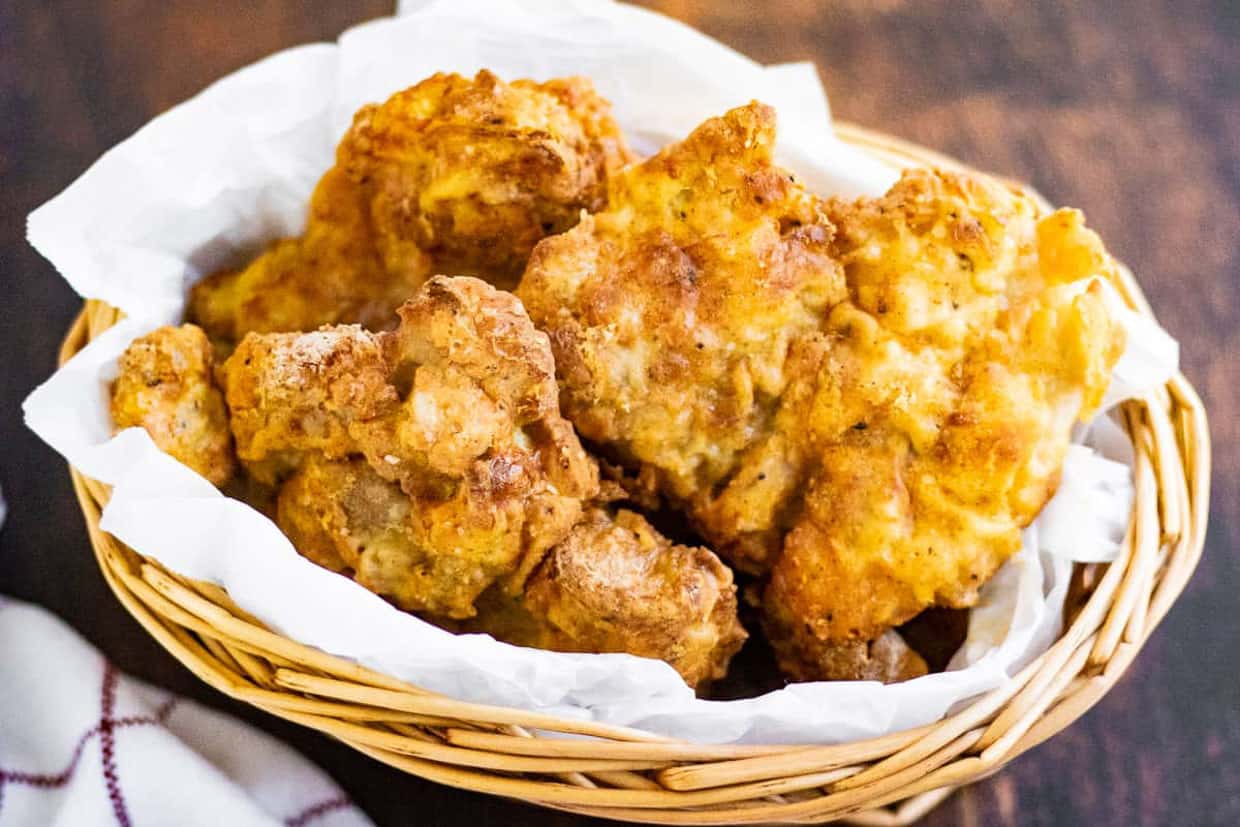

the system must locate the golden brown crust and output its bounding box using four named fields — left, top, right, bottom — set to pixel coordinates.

left=275, top=455, right=388, bottom=575
left=349, top=278, right=601, bottom=613
left=189, top=166, right=430, bottom=342
left=244, top=275, right=745, bottom=679
left=764, top=171, right=1126, bottom=657
left=768, top=629, right=929, bottom=684
left=225, top=276, right=599, bottom=619
left=280, top=458, right=749, bottom=685
left=190, top=71, right=633, bottom=344
left=110, top=324, right=236, bottom=486
left=518, top=102, right=842, bottom=552
left=518, top=104, right=1125, bottom=681
left=218, top=324, right=396, bottom=485
left=341, top=70, right=635, bottom=288
left=465, top=508, right=747, bottom=688
left=277, top=456, right=517, bottom=617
